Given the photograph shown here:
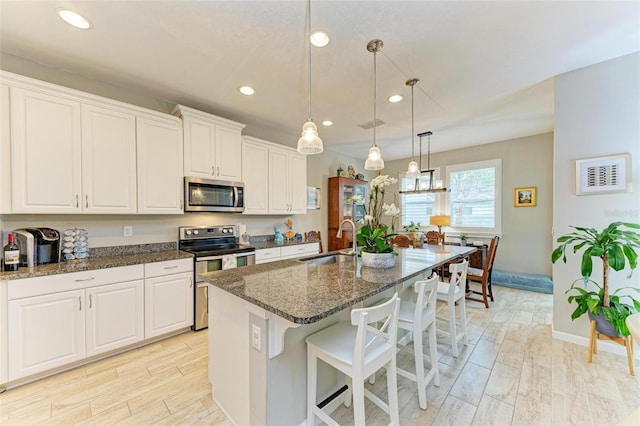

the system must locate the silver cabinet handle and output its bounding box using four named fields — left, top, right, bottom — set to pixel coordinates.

left=212, top=165, right=215, bottom=175
left=76, top=194, right=79, bottom=208
left=74, top=277, right=95, bottom=282
left=163, top=265, right=178, bottom=269
left=190, top=277, right=193, bottom=288
left=85, top=195, right=88, bottom=208
left=89, top=294, right=92, bottom=309
left=79, top=296, right=82, bottom=311
left=217, top=166, right=220, bottom=176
